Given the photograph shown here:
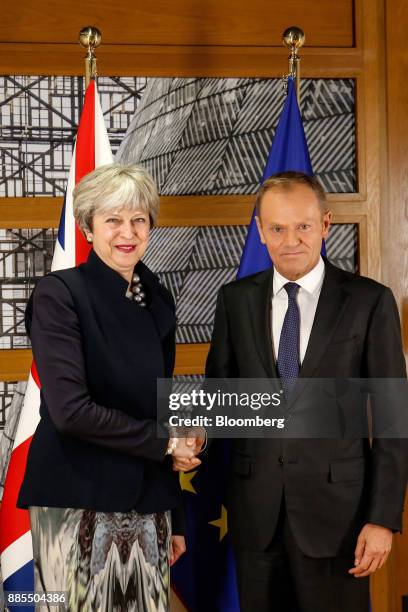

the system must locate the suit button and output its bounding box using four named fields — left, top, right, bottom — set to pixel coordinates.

left=278, top=455, right=284, bottom=465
